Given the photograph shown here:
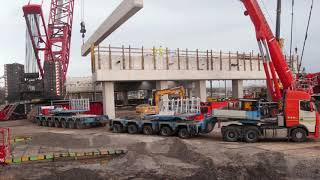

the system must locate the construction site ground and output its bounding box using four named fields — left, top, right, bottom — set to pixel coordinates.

left=1, top=109, right=320, bottom=180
